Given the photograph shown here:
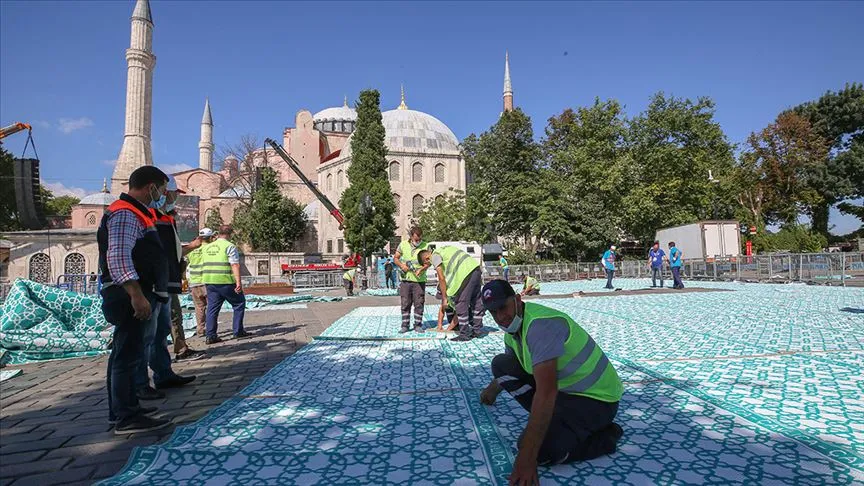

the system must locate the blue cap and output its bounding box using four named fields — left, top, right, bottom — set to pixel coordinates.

left=482, top=279, right=515, bottom=311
